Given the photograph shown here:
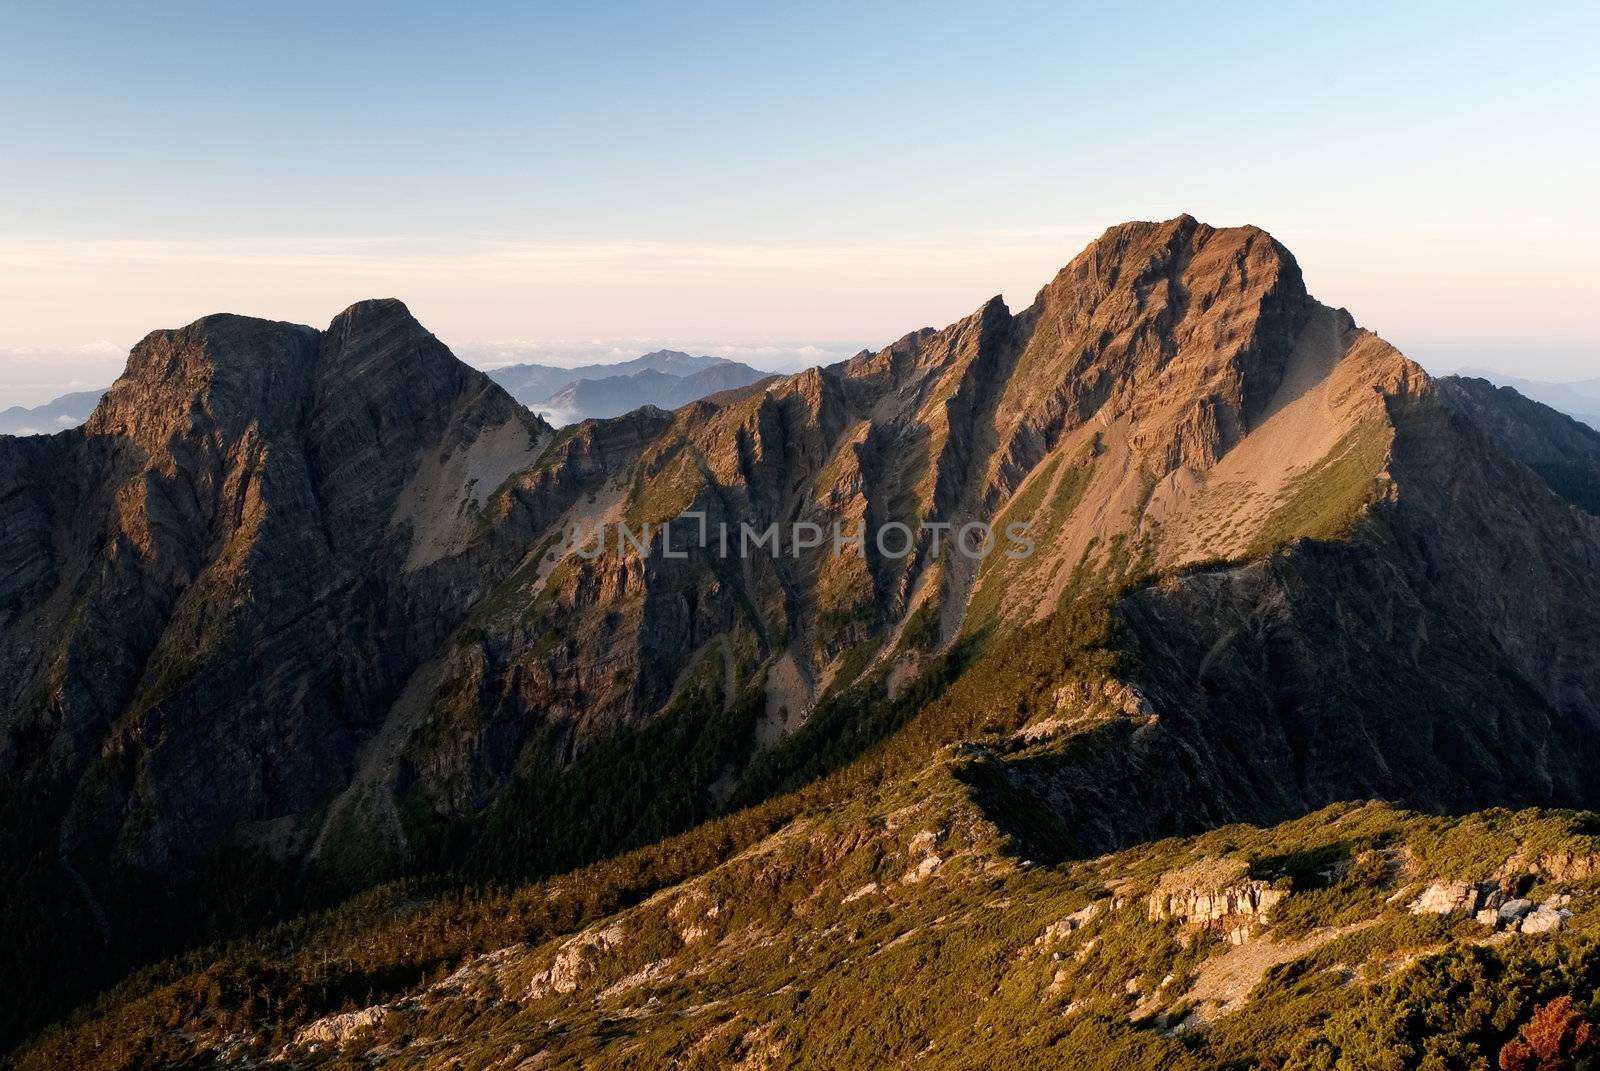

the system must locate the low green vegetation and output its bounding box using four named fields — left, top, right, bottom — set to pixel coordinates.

left=1248, top=421, right=1393, bottom=556
left=966, top=445, right=1097, bottom=636
left=898, top=595, right=942, bottom=654
left=1532, top=459, right=1600, bottom=516
left=23, top=794, right=1600, bottom=1071
left=463, top=645, right=763, bottom=880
